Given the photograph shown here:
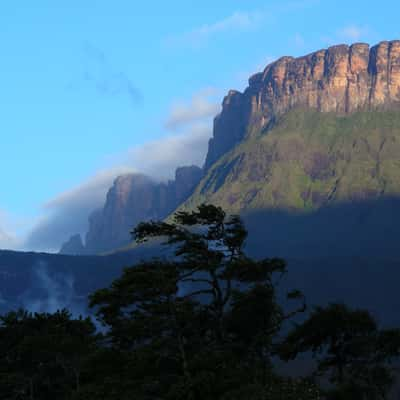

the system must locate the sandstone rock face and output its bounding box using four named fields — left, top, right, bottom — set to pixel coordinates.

left=80, top=166, right=202, bottom=254
left=205, top=41, right=400, bottom=169
left=85, top=174, right=158, bottom=254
